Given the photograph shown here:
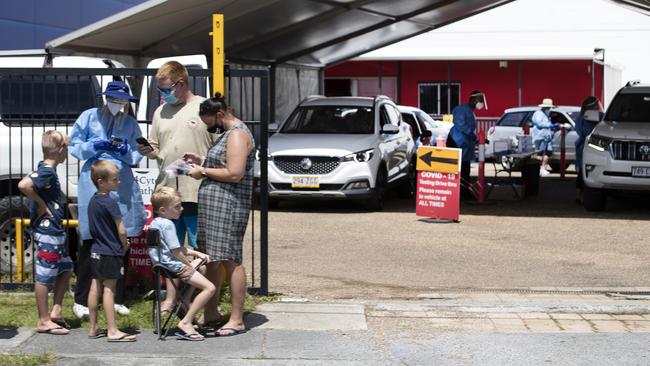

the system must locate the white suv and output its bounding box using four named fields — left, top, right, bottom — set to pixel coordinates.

left=0, top=54, right=128, bottom=272
left=582, top=81, right=650, bottom=211
left=257, top=95, right=415, bottom=210
left=487, top=106, right=580, bottom=171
